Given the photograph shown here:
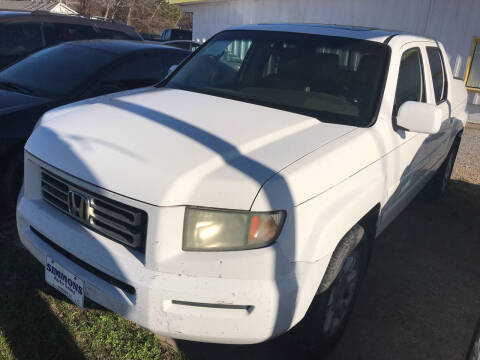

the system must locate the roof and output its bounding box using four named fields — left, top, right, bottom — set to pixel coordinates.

left=0, top=10, right=29, bottom=17
left=224, top=23, right=432, bottom=43
left=0, top=8, right=138, bottom=34
left=55, top=39, right=190, bottom=55
left=0, top=1, right=61, bottom=12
